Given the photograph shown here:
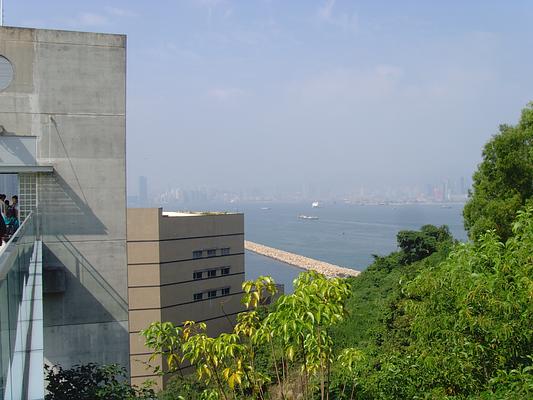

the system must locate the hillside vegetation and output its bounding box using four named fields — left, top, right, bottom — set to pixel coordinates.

left=329, top=211, right=532, bottom=398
